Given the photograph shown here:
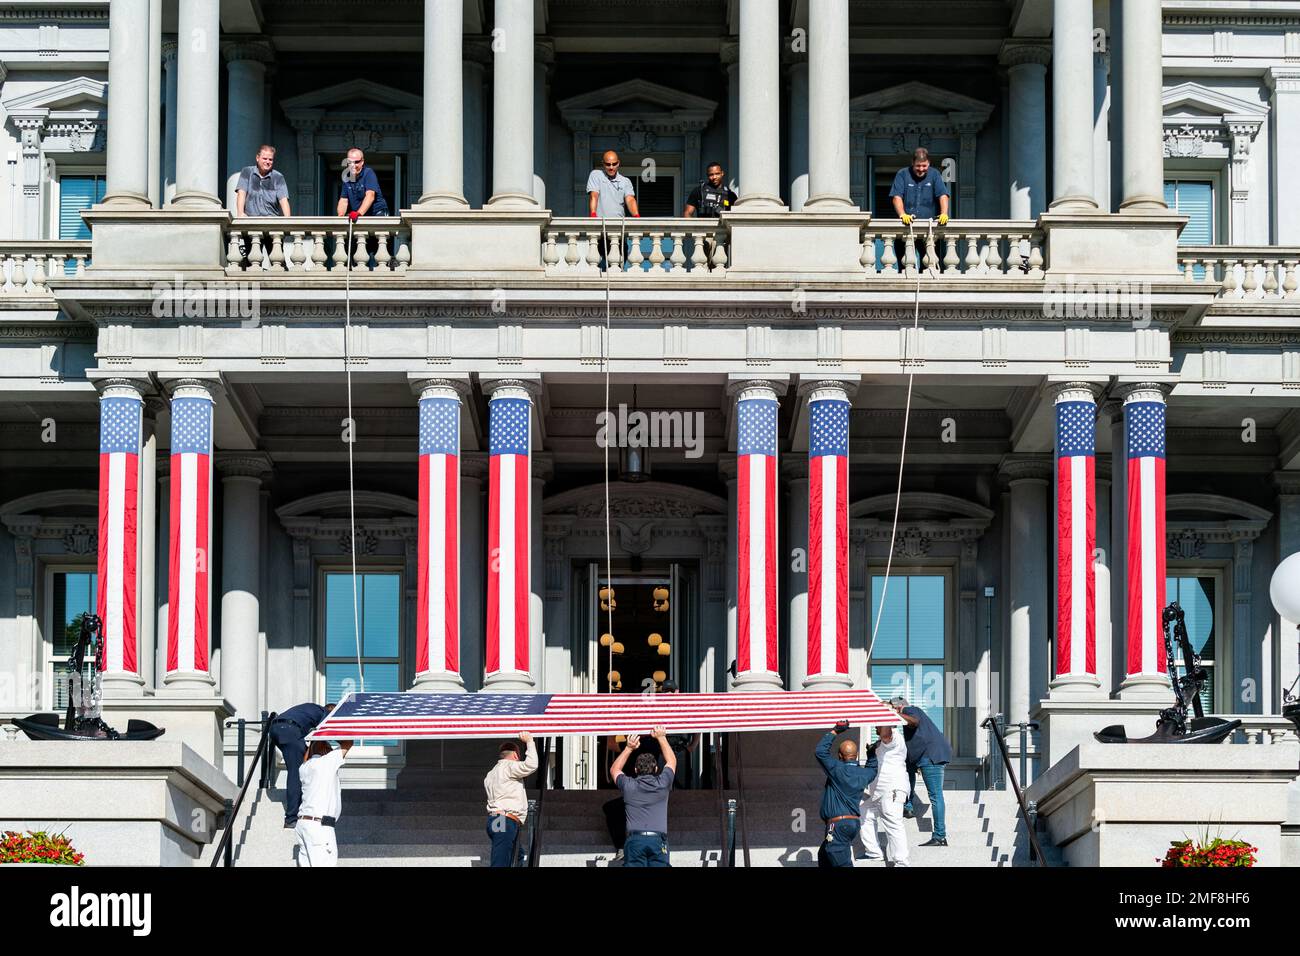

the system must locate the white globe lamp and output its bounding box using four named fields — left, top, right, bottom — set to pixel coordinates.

left=1269, top=552, right=1300, bottom=623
